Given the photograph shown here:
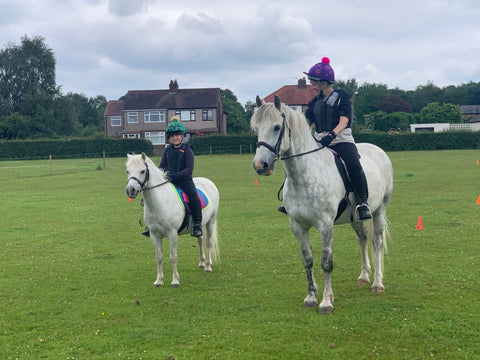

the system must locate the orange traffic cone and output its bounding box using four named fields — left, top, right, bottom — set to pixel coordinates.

left=255, top=179, right=258, bottom=186
left=416, top=216, right=423, bottom=230
left=477, top=196, right=480, bottom=205
left=476, top=160, right=479, bottom=165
